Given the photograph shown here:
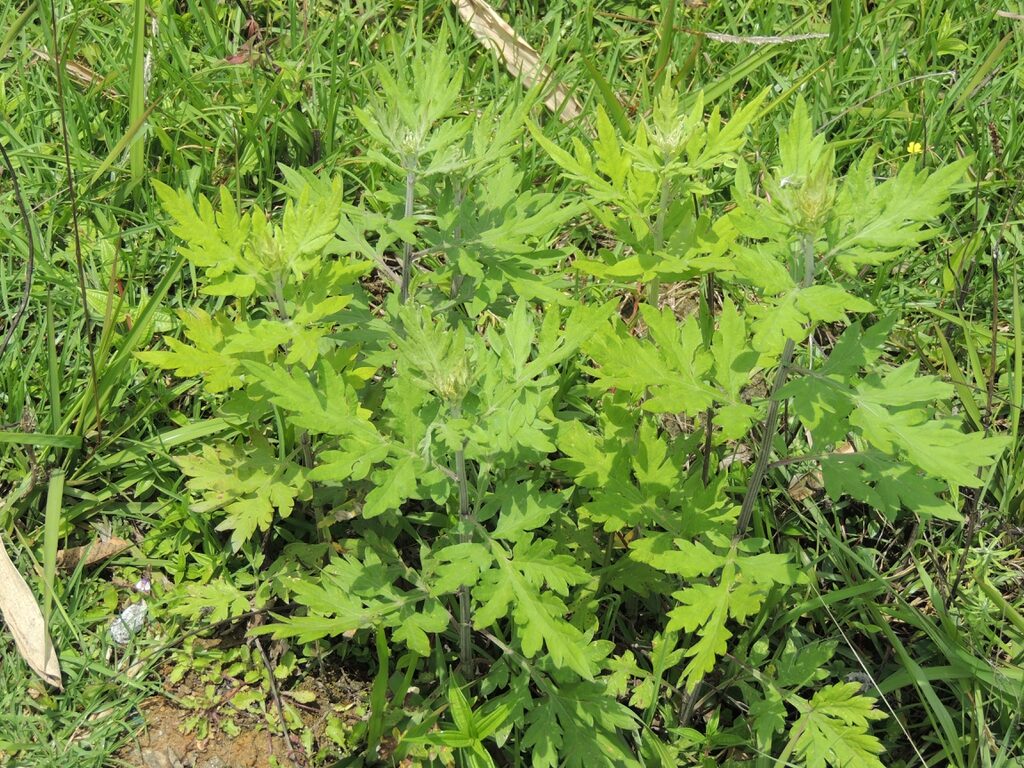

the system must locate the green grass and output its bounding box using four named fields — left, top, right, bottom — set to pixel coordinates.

left=0, top=536, right=156, bottom=767
left=1, top=1, right=1023, bottom=766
